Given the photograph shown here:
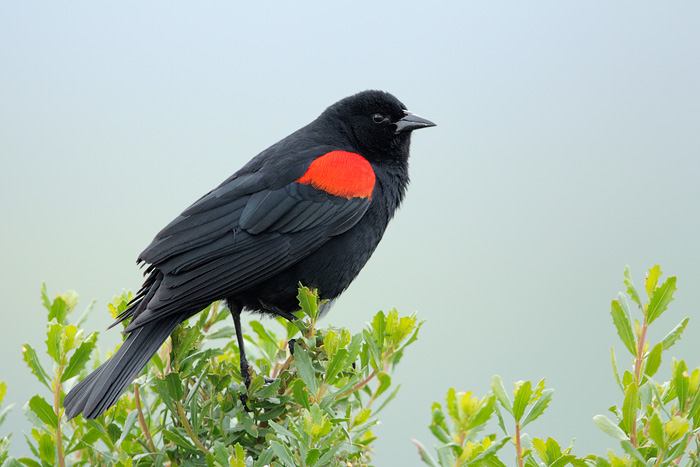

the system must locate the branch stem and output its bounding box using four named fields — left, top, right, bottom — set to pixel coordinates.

left=176, top=401, right=209, bottom=454
left=134, top=384, right=157, bottom=452
left=53, top=368, right=66, bottom=467
left=630, top=316, right=648, bottom=447
left=515, top=422, right=524, bottom=467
